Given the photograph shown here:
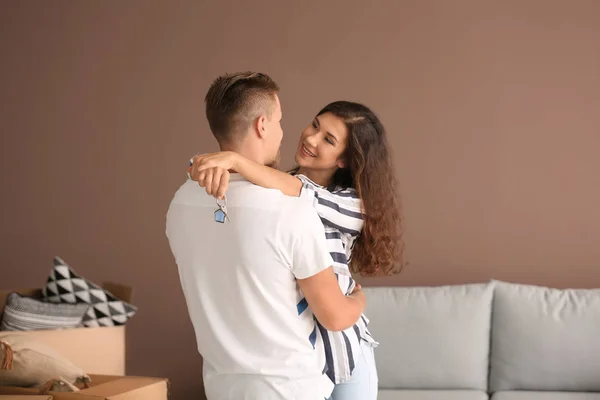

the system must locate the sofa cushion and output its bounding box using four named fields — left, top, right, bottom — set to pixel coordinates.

left=492, top=391, right=600, bottom=400
left=490, top=280, right=600, bottom=392
left=364, top=283, right=493, bottom=390
left=378, top=389, right=488, bottom=400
